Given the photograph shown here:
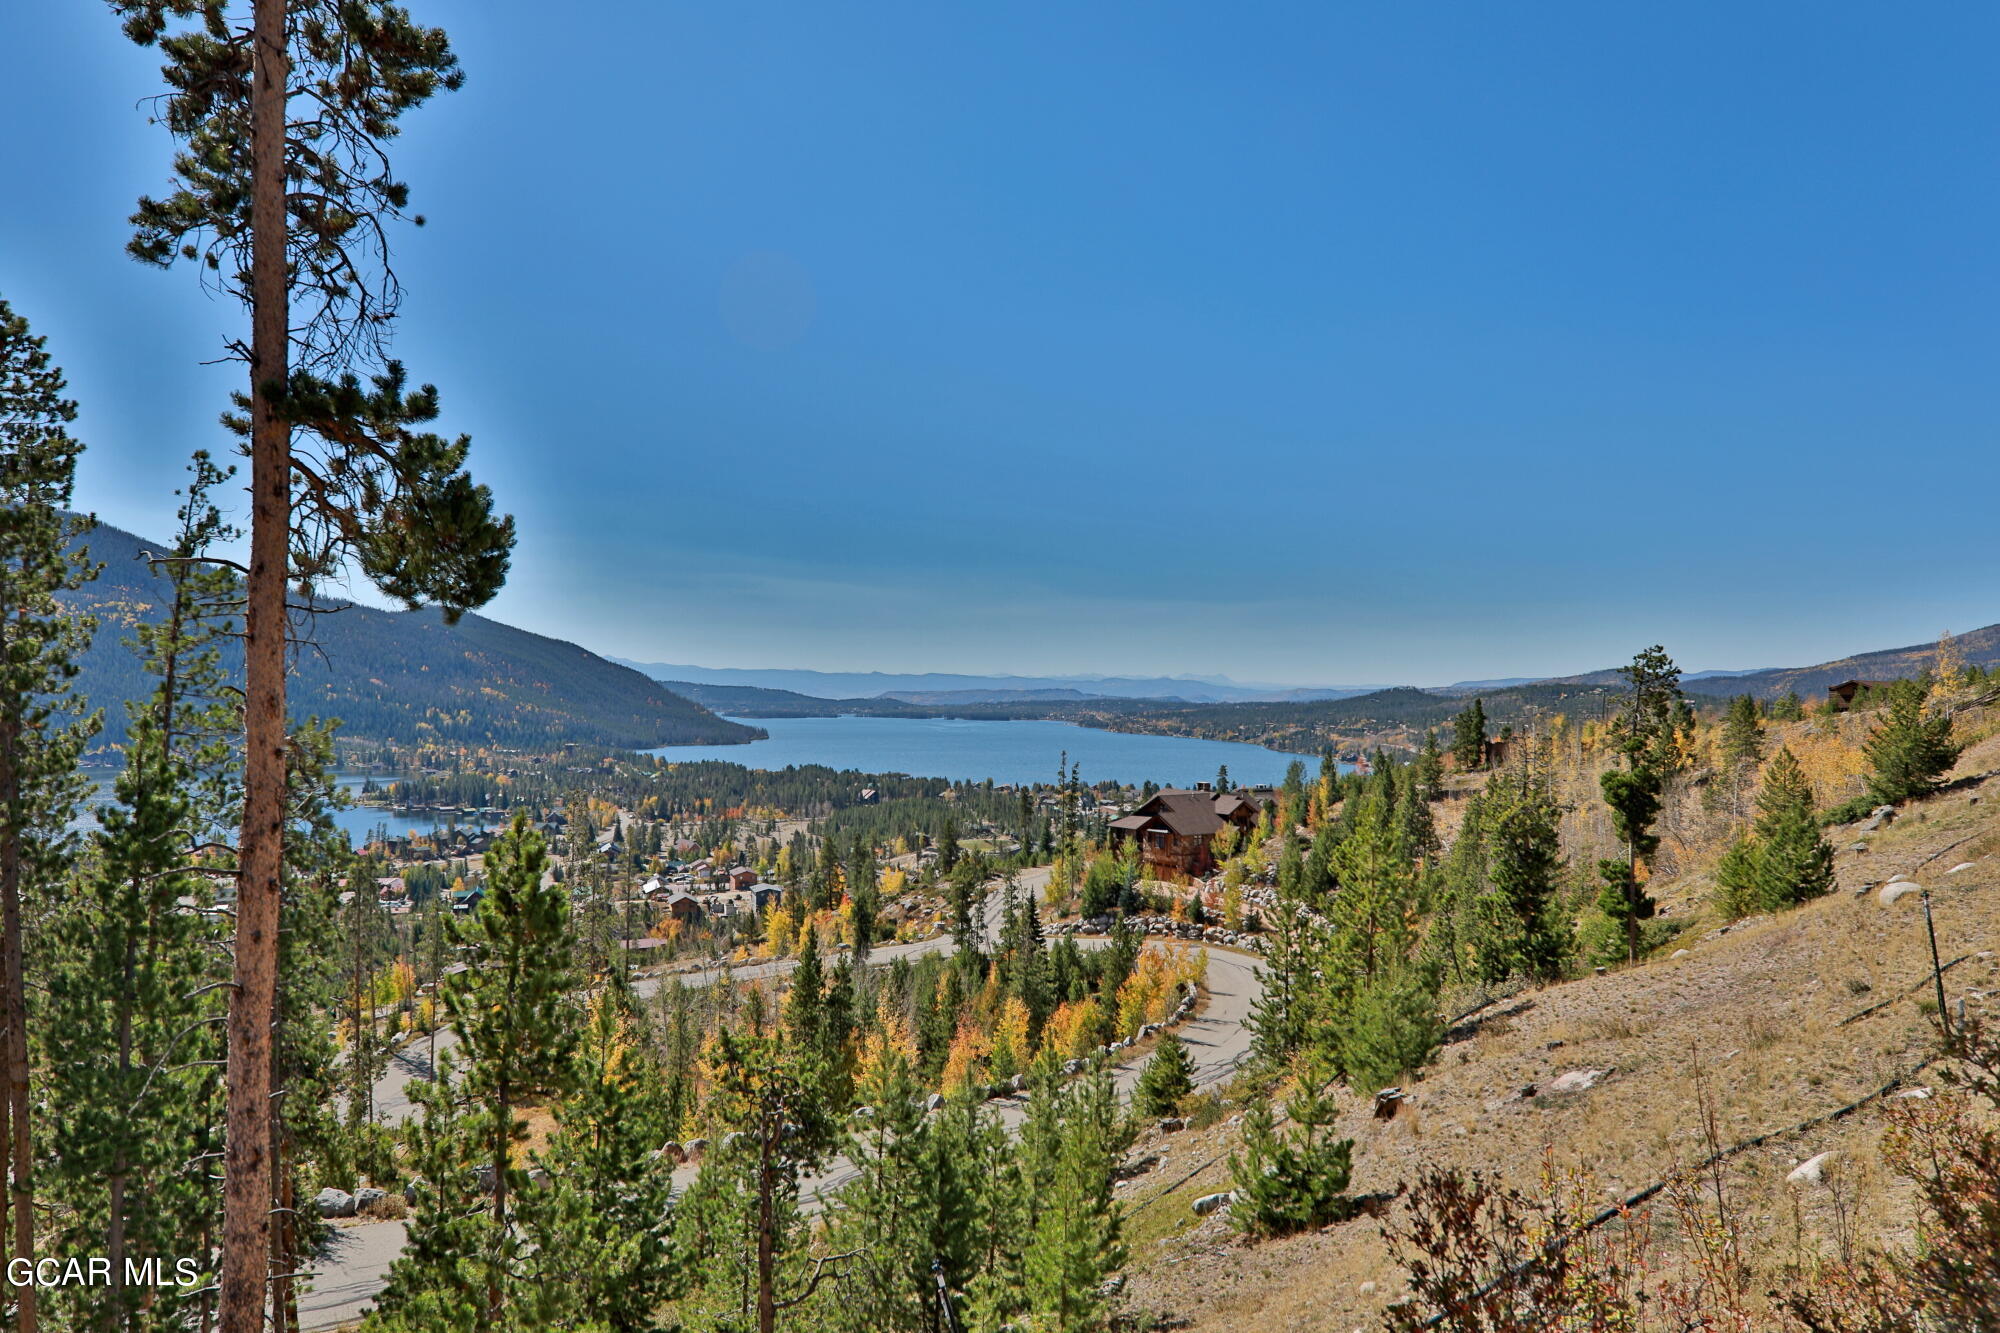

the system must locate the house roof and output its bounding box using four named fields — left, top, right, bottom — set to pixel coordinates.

left=1128, top=790, right=1229, bottom=838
